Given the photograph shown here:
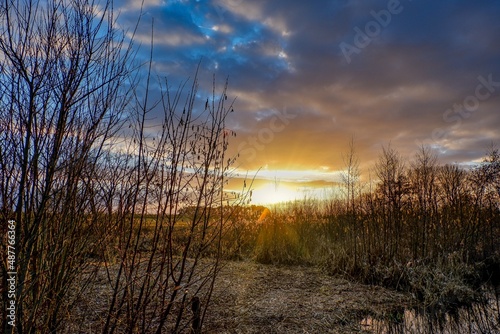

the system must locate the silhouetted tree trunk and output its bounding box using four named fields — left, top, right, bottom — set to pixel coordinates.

left=374, top=145, right=407, bottom=260
left=341, top=136, right=361, bottom=266
left=409, top=146, right=438, bottom=258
